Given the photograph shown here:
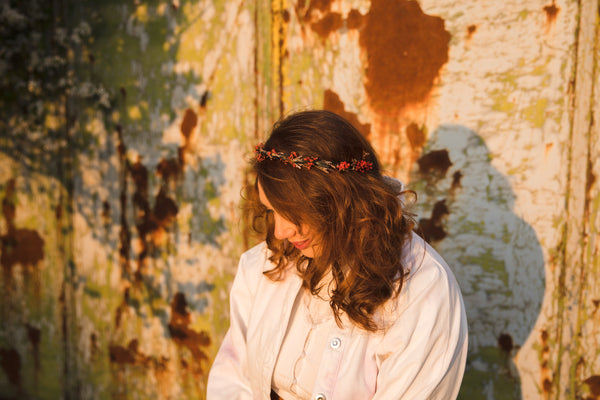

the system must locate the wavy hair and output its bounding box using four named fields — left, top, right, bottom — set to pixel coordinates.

left=245, top=110, right=415, bottom=331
